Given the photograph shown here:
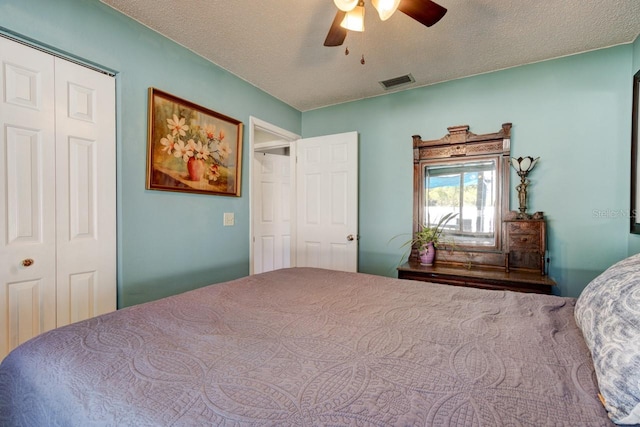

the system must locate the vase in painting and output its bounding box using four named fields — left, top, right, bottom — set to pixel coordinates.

left=187, top=157, right=205, bottom=181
